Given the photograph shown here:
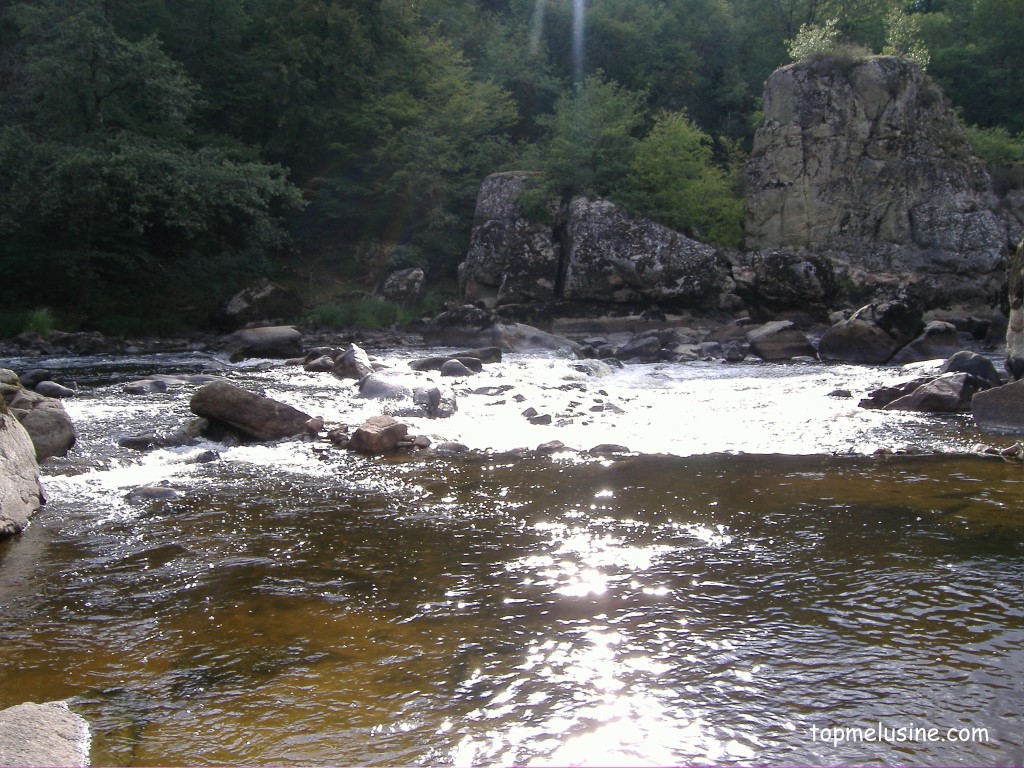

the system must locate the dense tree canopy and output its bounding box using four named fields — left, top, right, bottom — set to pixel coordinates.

left=0, top=0, right=1019, bottom=330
